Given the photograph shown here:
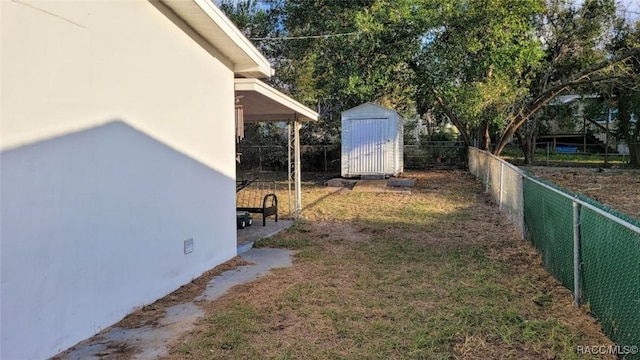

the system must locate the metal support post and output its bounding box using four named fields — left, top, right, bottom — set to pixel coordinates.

left=294, top=118, right=302, bottom=219
left=287, top=123, right=293, bottom=219
left=573, top=200, right=581, bottom=308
